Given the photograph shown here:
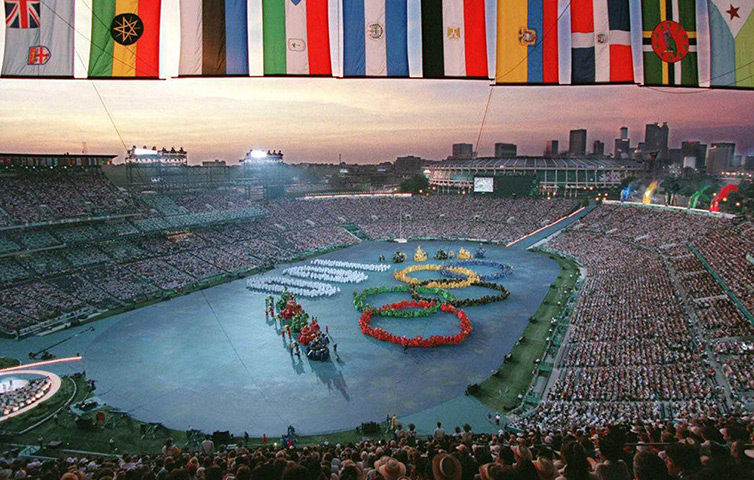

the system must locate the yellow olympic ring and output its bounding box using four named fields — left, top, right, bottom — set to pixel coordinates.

left=393, top=264, right=480, bottom=289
